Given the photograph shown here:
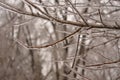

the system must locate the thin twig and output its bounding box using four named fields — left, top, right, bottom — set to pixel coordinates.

left=86, top=59, right=120, bottom=67
left=89, top=36, right=120, bottom=49
left=15, top=28, right=81, bottom=49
